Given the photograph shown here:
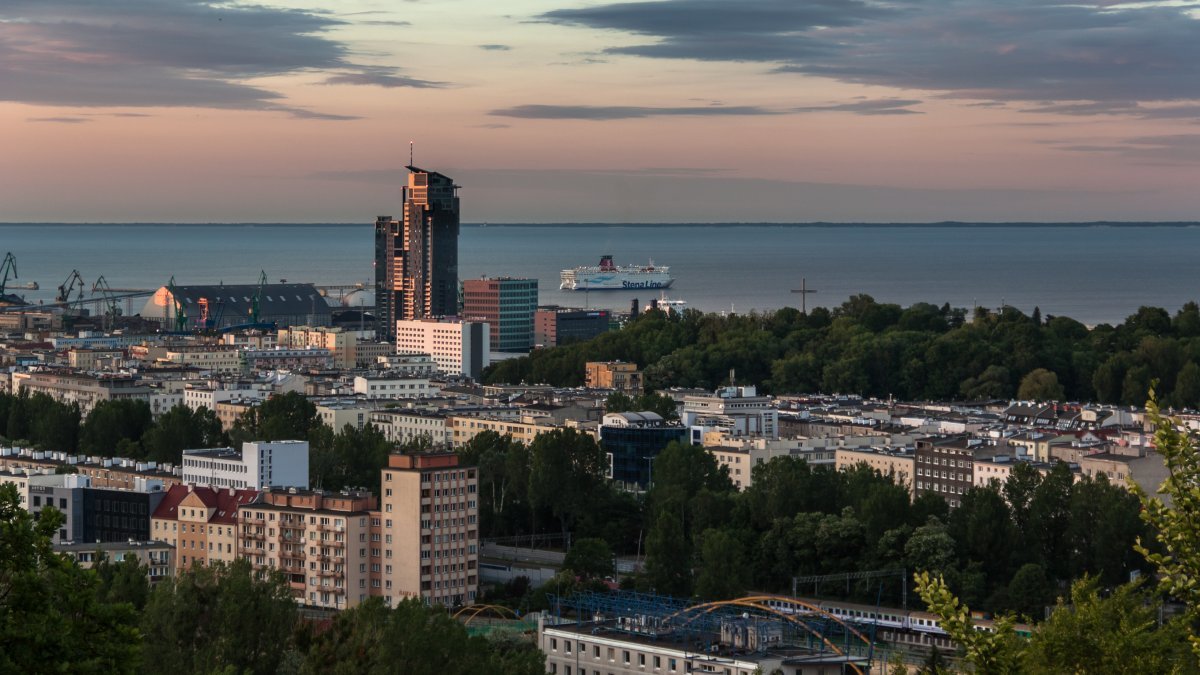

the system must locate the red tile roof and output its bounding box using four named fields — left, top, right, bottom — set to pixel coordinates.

left=151, top=483, right=259, bottom=523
